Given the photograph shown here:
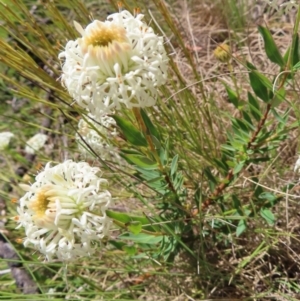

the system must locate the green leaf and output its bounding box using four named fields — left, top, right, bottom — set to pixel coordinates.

left=239, top=113, right=256, bottom=131
left=151, top=135, right=161, bottom=150
left=260, top=208, right=275, bottom=225
left=221, top=144, right=236, bottom=152
left=203, top=167, right=217, bottom=185
left=135, top=167, right=161, bottom=180
left=247, top=62, right=270, bottom=102
left=119, top=233, right=164, bottom=244
left=109, top=240, right=126, bottom=250
left=292, top=34, right=300, bottom=67
left=170, top=154, right=179, bottom=176
left=112, top=115, right=148, bottom=147
left=293, top=60, right=300, bottom=71
left=242, top=111, right=255, bottom=130
left=213, top=158, right=228, bottom=172
left=225, top=85, right=239, bottom=108
left=286, top=34, right=300, bottom=68
left=140, top=109, right=161, bottom=140
left=258, top=26, right=284, bottom=67
left=248, top=92, right=262, bottom=121
left=122, top=154, right=158, bottom=169
left=107, top=210, right=158, bottom=232
left=204, top=170, right=217, bottom=192
left=258, top=192, right=276, bottom=201
left=271, top=87, right=285, bottom=107
left=236, top=219, right=247, bottom=237
left=232, top=118, right=249, bottom=133
left=272, top=108, right=288, bottom=125
left=159, top=138, right=169, bottom=166
left=122, top=245, right=137, bottom=256
left=127, top=221, right=142, bottom=234
left=232, top=195, right=242, bottom=210
left=233, top=161, right=245, bottom=175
